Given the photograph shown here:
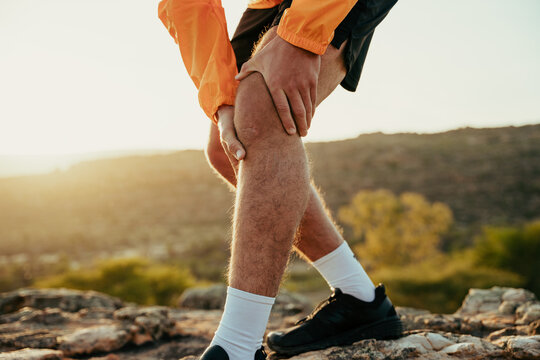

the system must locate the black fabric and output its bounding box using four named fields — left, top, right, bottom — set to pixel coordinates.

left=199, top=345, right=229, bottom=360
left=230, top=0, right=398, bottom=91
left=230, top=7, right=279, bottom=72
left=339, top=0, right=399, bottom=90
left=199, top=345, right=267, bottom=360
